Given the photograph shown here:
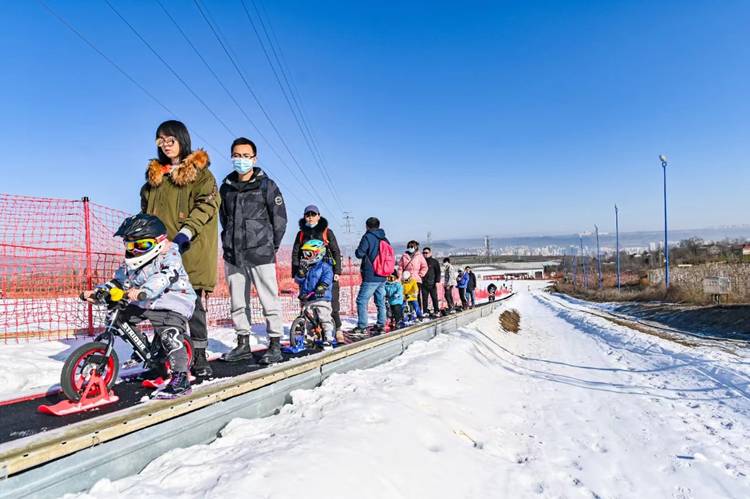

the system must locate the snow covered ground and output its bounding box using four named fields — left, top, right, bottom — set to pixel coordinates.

left=65, top=281, right=750, bottom=498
